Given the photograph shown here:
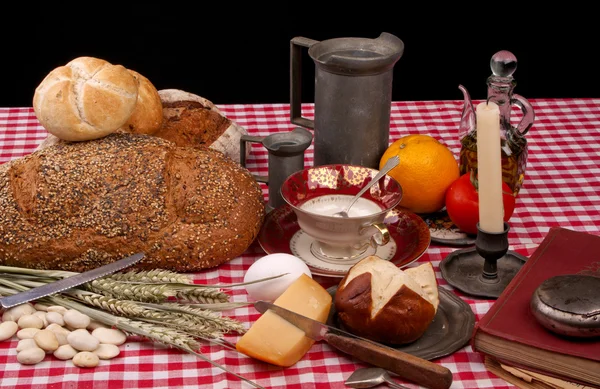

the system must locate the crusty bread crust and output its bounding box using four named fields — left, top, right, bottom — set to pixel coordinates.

left=119, top=70, right=163, bottom=135
left=154, top=89, right=249, bottom=163
left=0, top=133, right=265, bottom=272
left=33, top=57, right=138, bottom=141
